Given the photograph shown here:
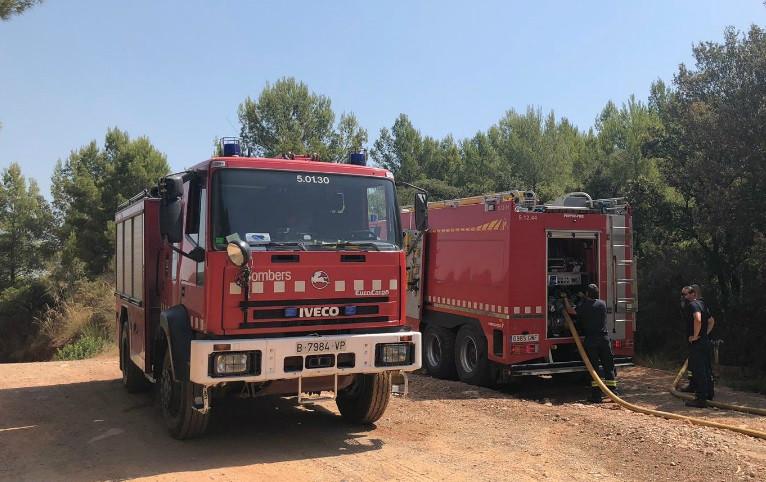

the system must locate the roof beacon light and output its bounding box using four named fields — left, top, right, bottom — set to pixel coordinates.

left=221, top=137, right=242, bottom=157
left=348, top=152, right=366, bottom=166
